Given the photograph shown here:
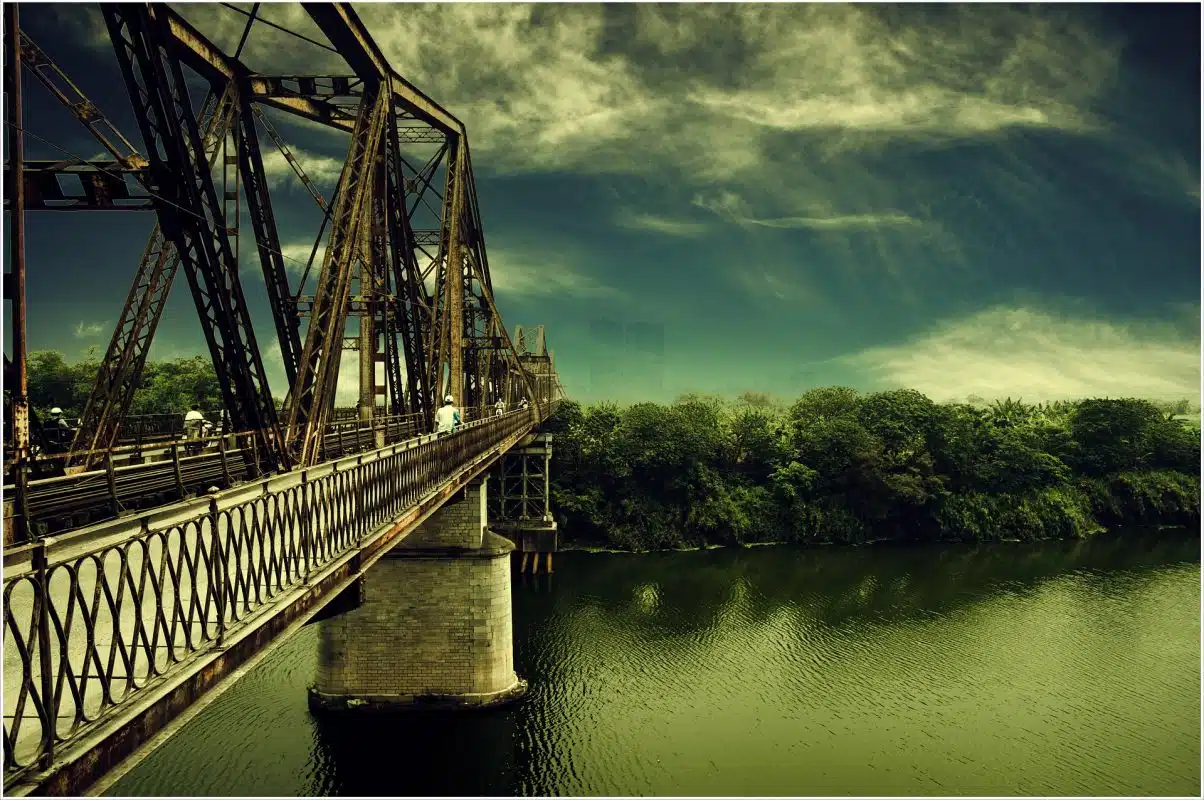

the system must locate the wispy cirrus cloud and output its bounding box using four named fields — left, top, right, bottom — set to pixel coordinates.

left=74, top=321, right=104, bottom=339
left=693, top=191, right=923, bottom=232
left=487, top=247, right=624, bottom=301
left=845, top=304, right=1202, bottom=403
left=615, top=210, right=708, bottom=237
